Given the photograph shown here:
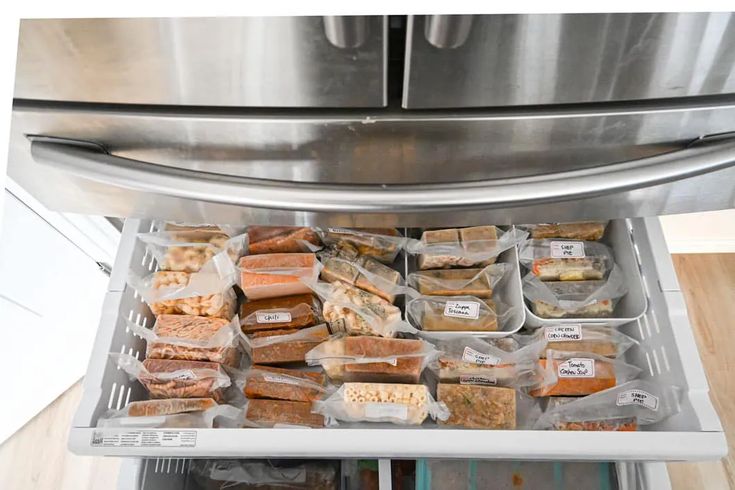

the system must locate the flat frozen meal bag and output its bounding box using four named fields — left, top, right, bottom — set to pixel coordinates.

left=318, top=227, right=407, bottom=263
left=97, top=399, right=241, bottom=429
left=239, top=253, right=321, bottom=300
left=437, top=385, right=541, bottom=430
left=319, top=245, right=404, bottom=303
left=519, top=239, right=615, bottom=281
left=247, top=226, right=322, bottom=255
left=407, top=294, right=515, bottom=332
left=240, top=294, right=322, bottom=333
left=517, top=325, right=639, bottom=358
left=517, top=222, right=608, bottom=241
left=137, top=230, right=247, bottom=273
left=407, top=263, right=509, bottom=299
left=233, top=366, right=329, bottom=403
